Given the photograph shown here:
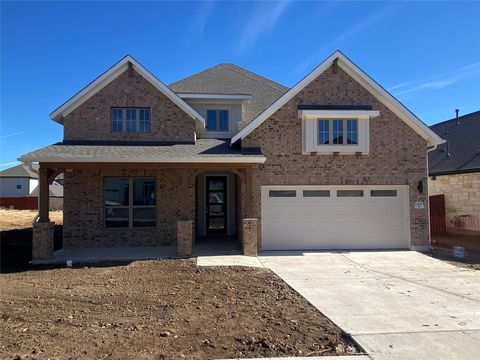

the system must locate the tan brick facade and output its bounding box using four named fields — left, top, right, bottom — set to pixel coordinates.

left=177, top=220, right=193, bottom=257
left=429, top=173, right=480, bottom=230
left=241, top=218, right=259, bottom=256
left=63, top=69, right=195, bottom=142
left=32, top=221, right=55, bottom=260
left=242, top=65, right=430, bottom=248
left=63, top=168, right=195, bottom=248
